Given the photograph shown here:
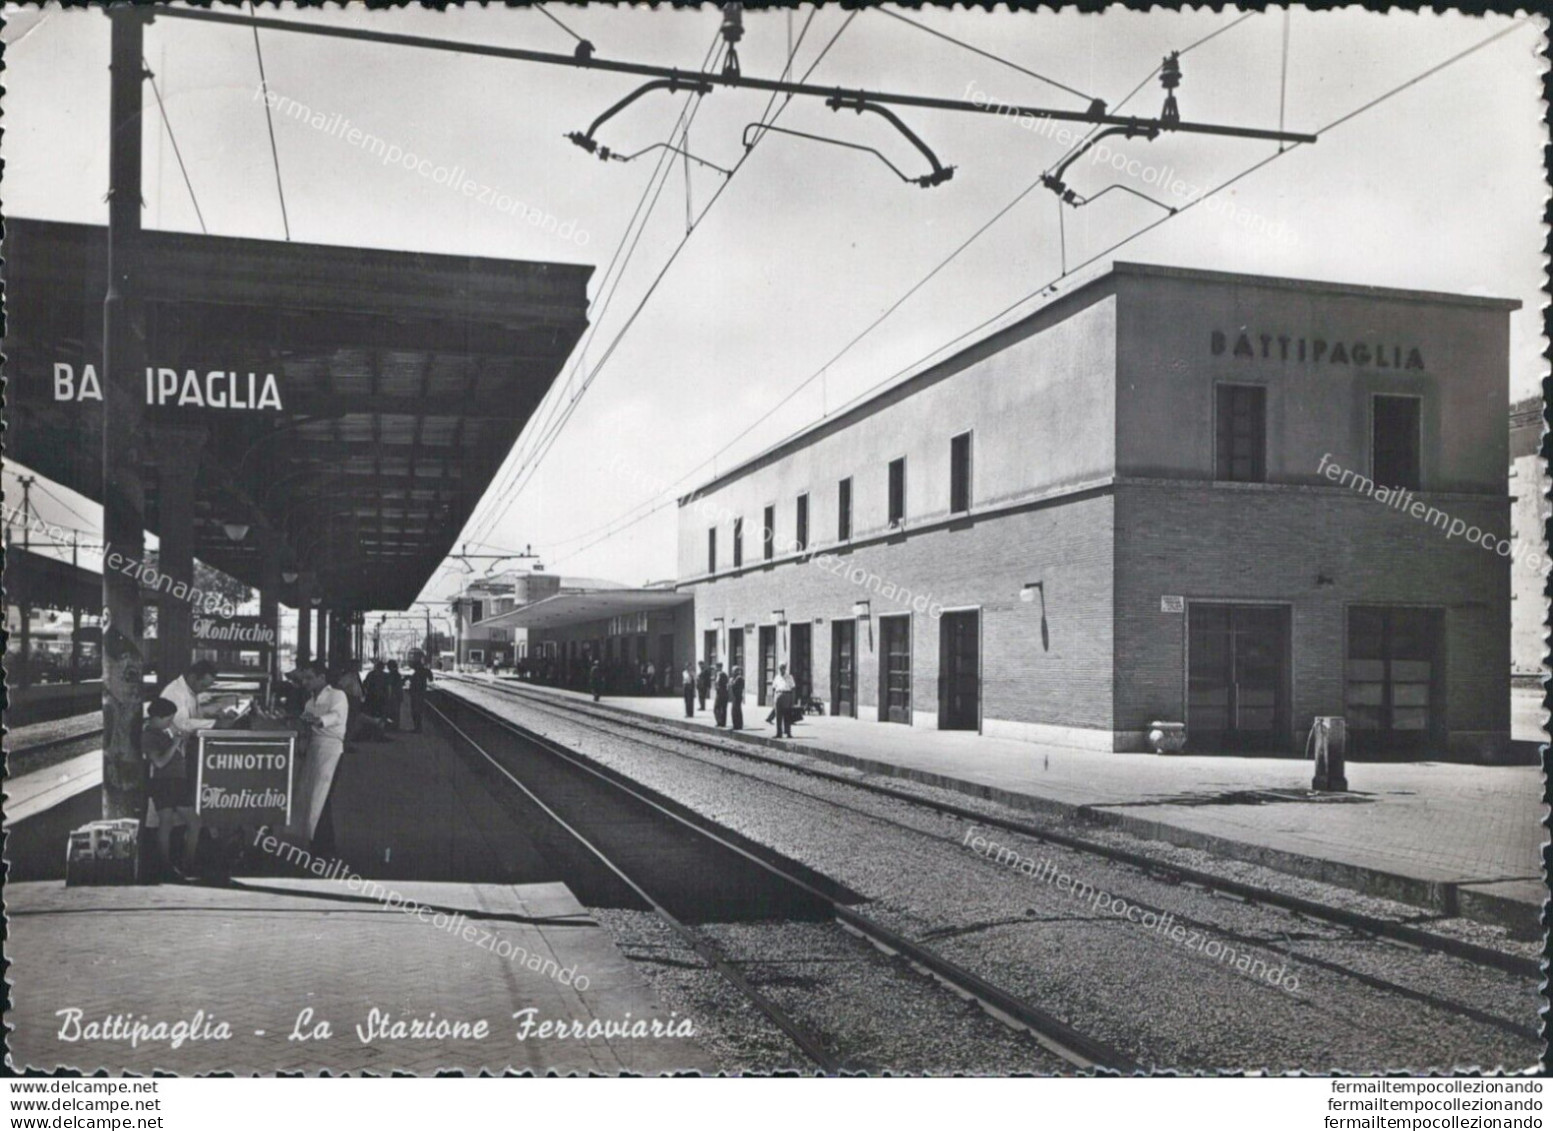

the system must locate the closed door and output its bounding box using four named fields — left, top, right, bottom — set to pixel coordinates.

left=703, top=629, right=717, bottom=668
left=1346, top=606, right=1443, bottom=757
left=1187, top=604, right=1290, bottom=751
left=938, top=610, right=980, bottom=730
left=879, top=615, right=912, bottom=725
left=789, top=622, right=812, bottom=703
left=728, top=630, right=744, bottom=680
left=831, top=620, right=856, bottom=718
left=758, top=626, right=777, bottom=706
